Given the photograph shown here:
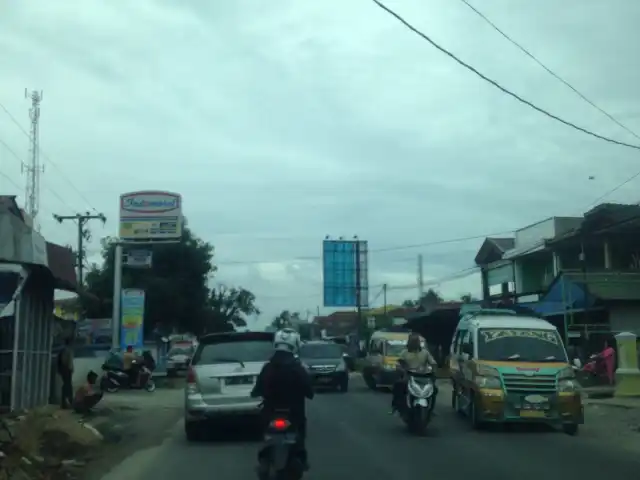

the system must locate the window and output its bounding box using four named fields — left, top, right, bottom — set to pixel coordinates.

left=477, top=328, right=567, bottom=362
left=454, top=329, right=467, bottom=354
left=193, top=339, right=273, bottom=365
left=168, top=346, right=192, bottom=357
left=461, top=330, right=472, bottom=357
left=369, top=339, right=382, bottom=354
left=385, top=341, right=406, bottom=357
left=300, top=343, right=343, bottom=359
